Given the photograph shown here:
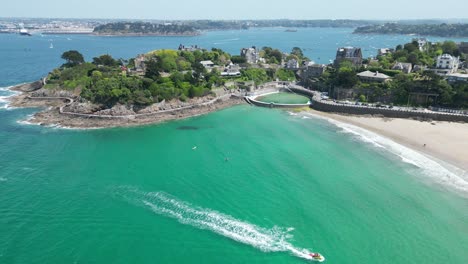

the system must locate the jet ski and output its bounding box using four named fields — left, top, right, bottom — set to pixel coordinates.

left=309, top=252, right=325, bottom=262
